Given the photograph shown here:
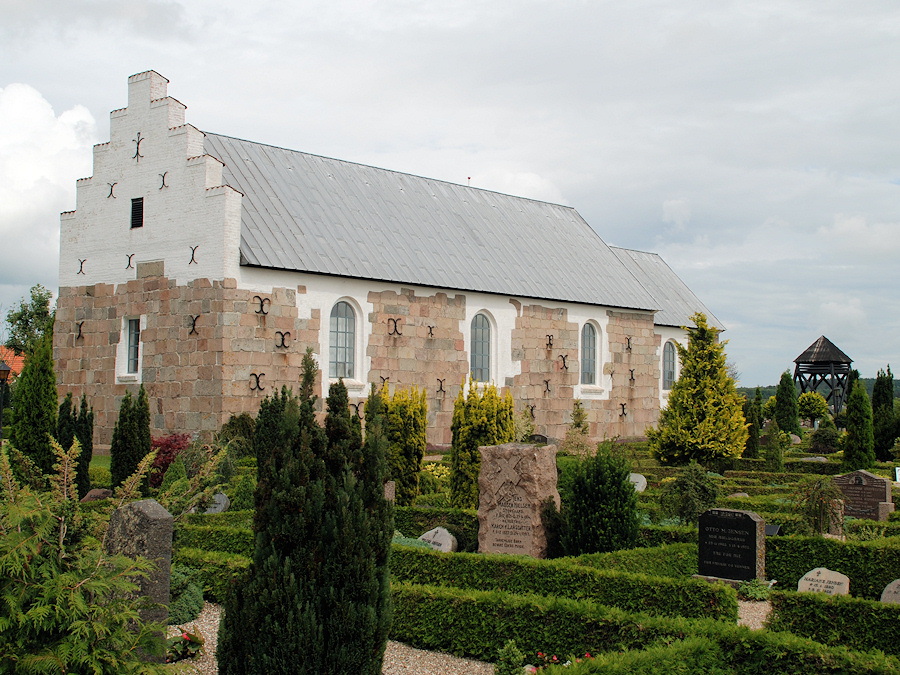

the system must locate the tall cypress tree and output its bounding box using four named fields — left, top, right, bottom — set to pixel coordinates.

left=873, top=366, right=897, bottom=461
left=842, top=382, right=876, bottom=471
left=382, top=385, right=428, bottom=506
left=219, top=351, right=392, bottom=674
left=109, top=385, right=151, bottom=490
left=774, top=370, right=801, bottom=437
left=647, top=313, right=748, bottom=465
left=74, top=394, right=94, bottom=498
left=743, top=388, right=761, bottom=459
left=11, top=332, right=57, bottom=475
